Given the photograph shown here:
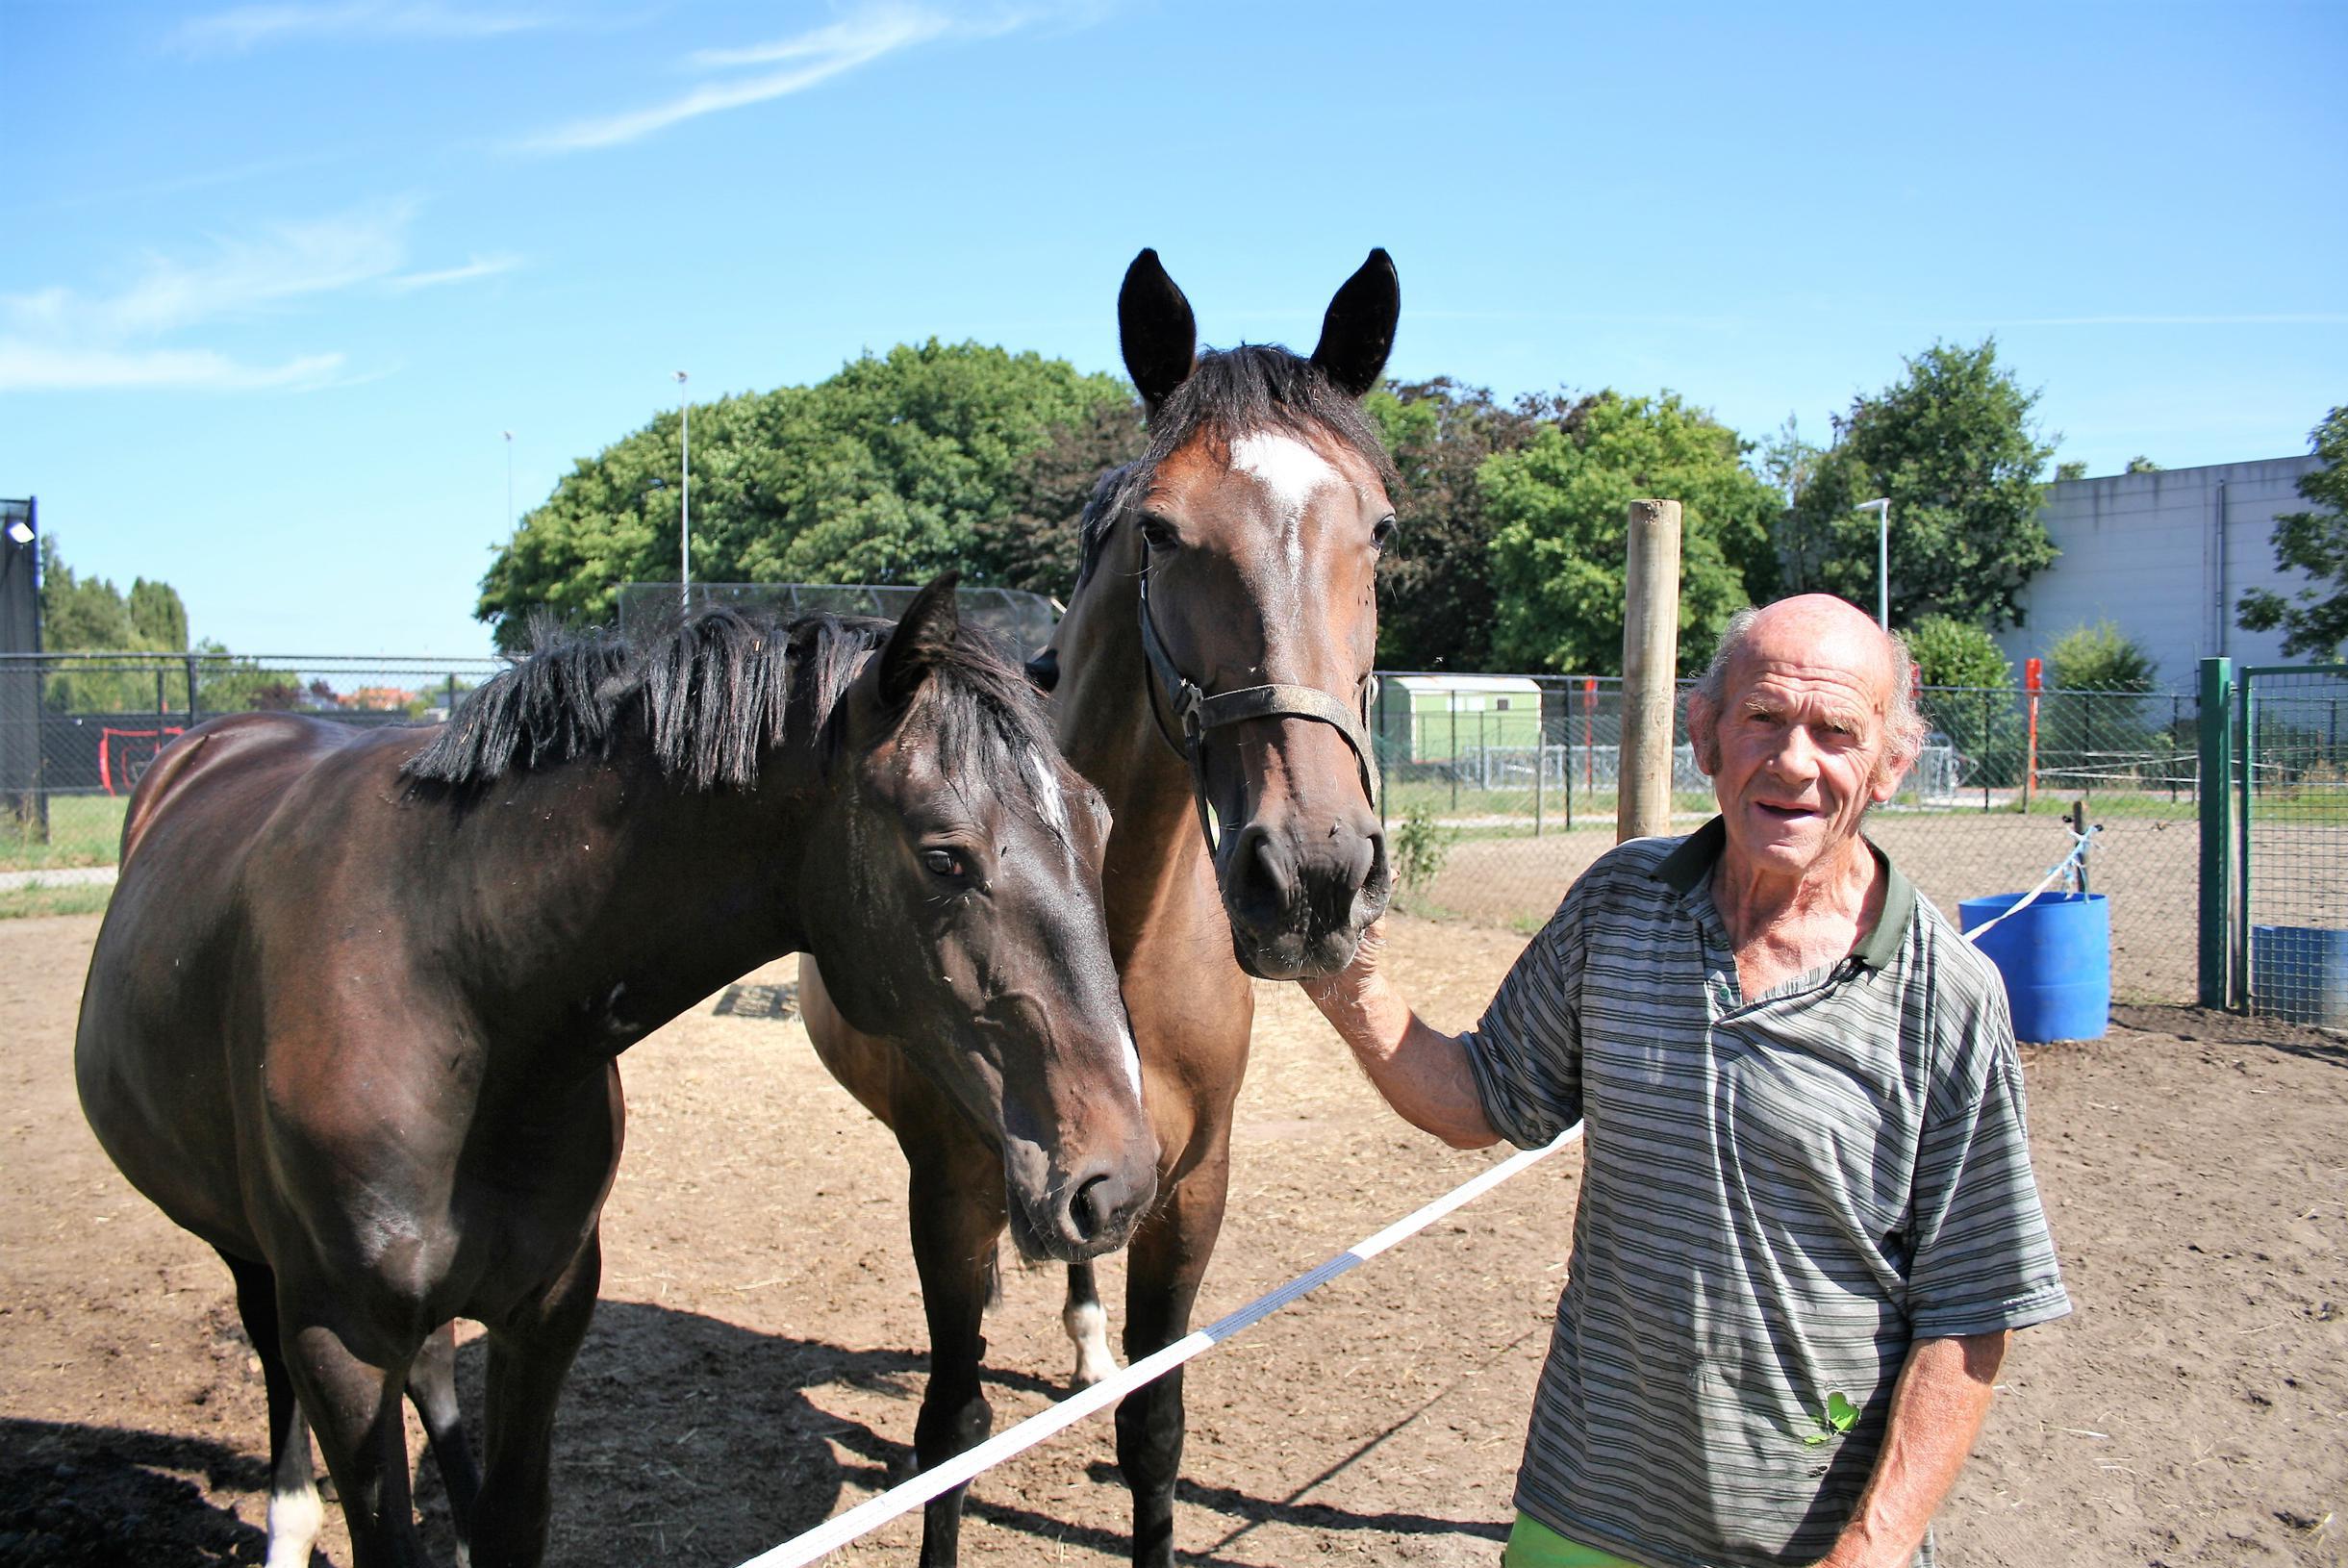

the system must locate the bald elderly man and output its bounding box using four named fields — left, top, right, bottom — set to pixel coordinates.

left=1306, top=595, right=2068, bottom=1568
